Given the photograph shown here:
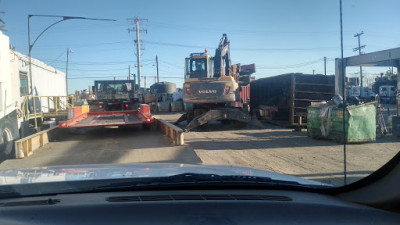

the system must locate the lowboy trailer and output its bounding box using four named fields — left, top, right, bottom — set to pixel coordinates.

left=59, top=104, right=153, bottom=129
